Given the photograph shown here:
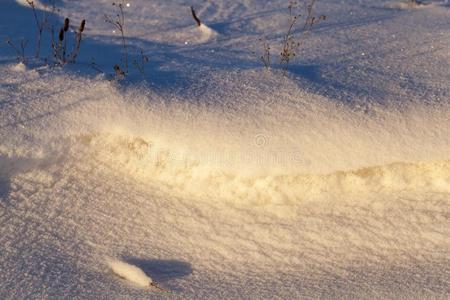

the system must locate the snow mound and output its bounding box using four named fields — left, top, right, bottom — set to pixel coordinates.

left=108, top=260, right=153, bottom=288
left=198, top=23, right=218, bottom=43
left=178, top=23, right=218, bottom=45
left=77, top=133, right=450, bottom=204
left=1, top=0, right=450, bottom=298
left=1, top=67, right=449, bottom=205
left=15, top=0, right=50, bottom=10
left=387, top=1, right=437, bottom=9
left=10, top=62, right=27, bottom=73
